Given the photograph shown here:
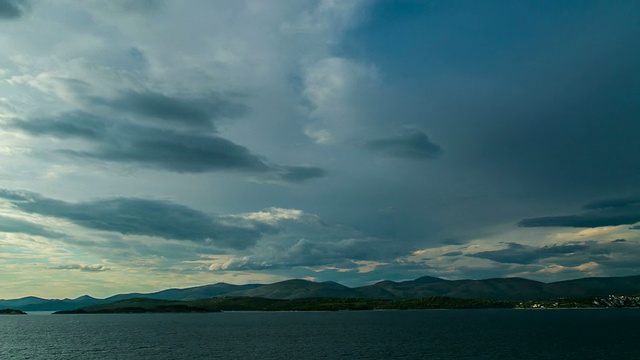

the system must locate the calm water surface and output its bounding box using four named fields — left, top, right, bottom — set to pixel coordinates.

left=1, top=309, right=639, bottom=359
